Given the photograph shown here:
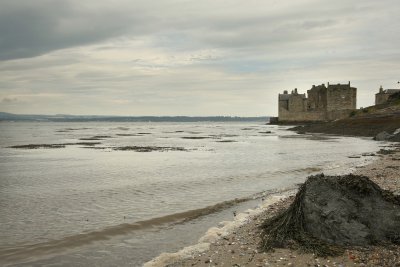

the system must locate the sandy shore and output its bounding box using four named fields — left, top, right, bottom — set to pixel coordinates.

left=145, top=143, right=400, bottom=267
